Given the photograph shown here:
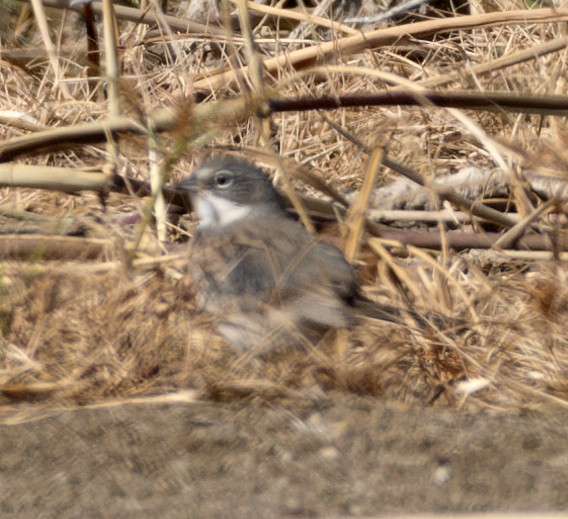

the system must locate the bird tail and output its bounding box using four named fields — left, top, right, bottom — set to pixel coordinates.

left=353, top=298, right=465, bottom=331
